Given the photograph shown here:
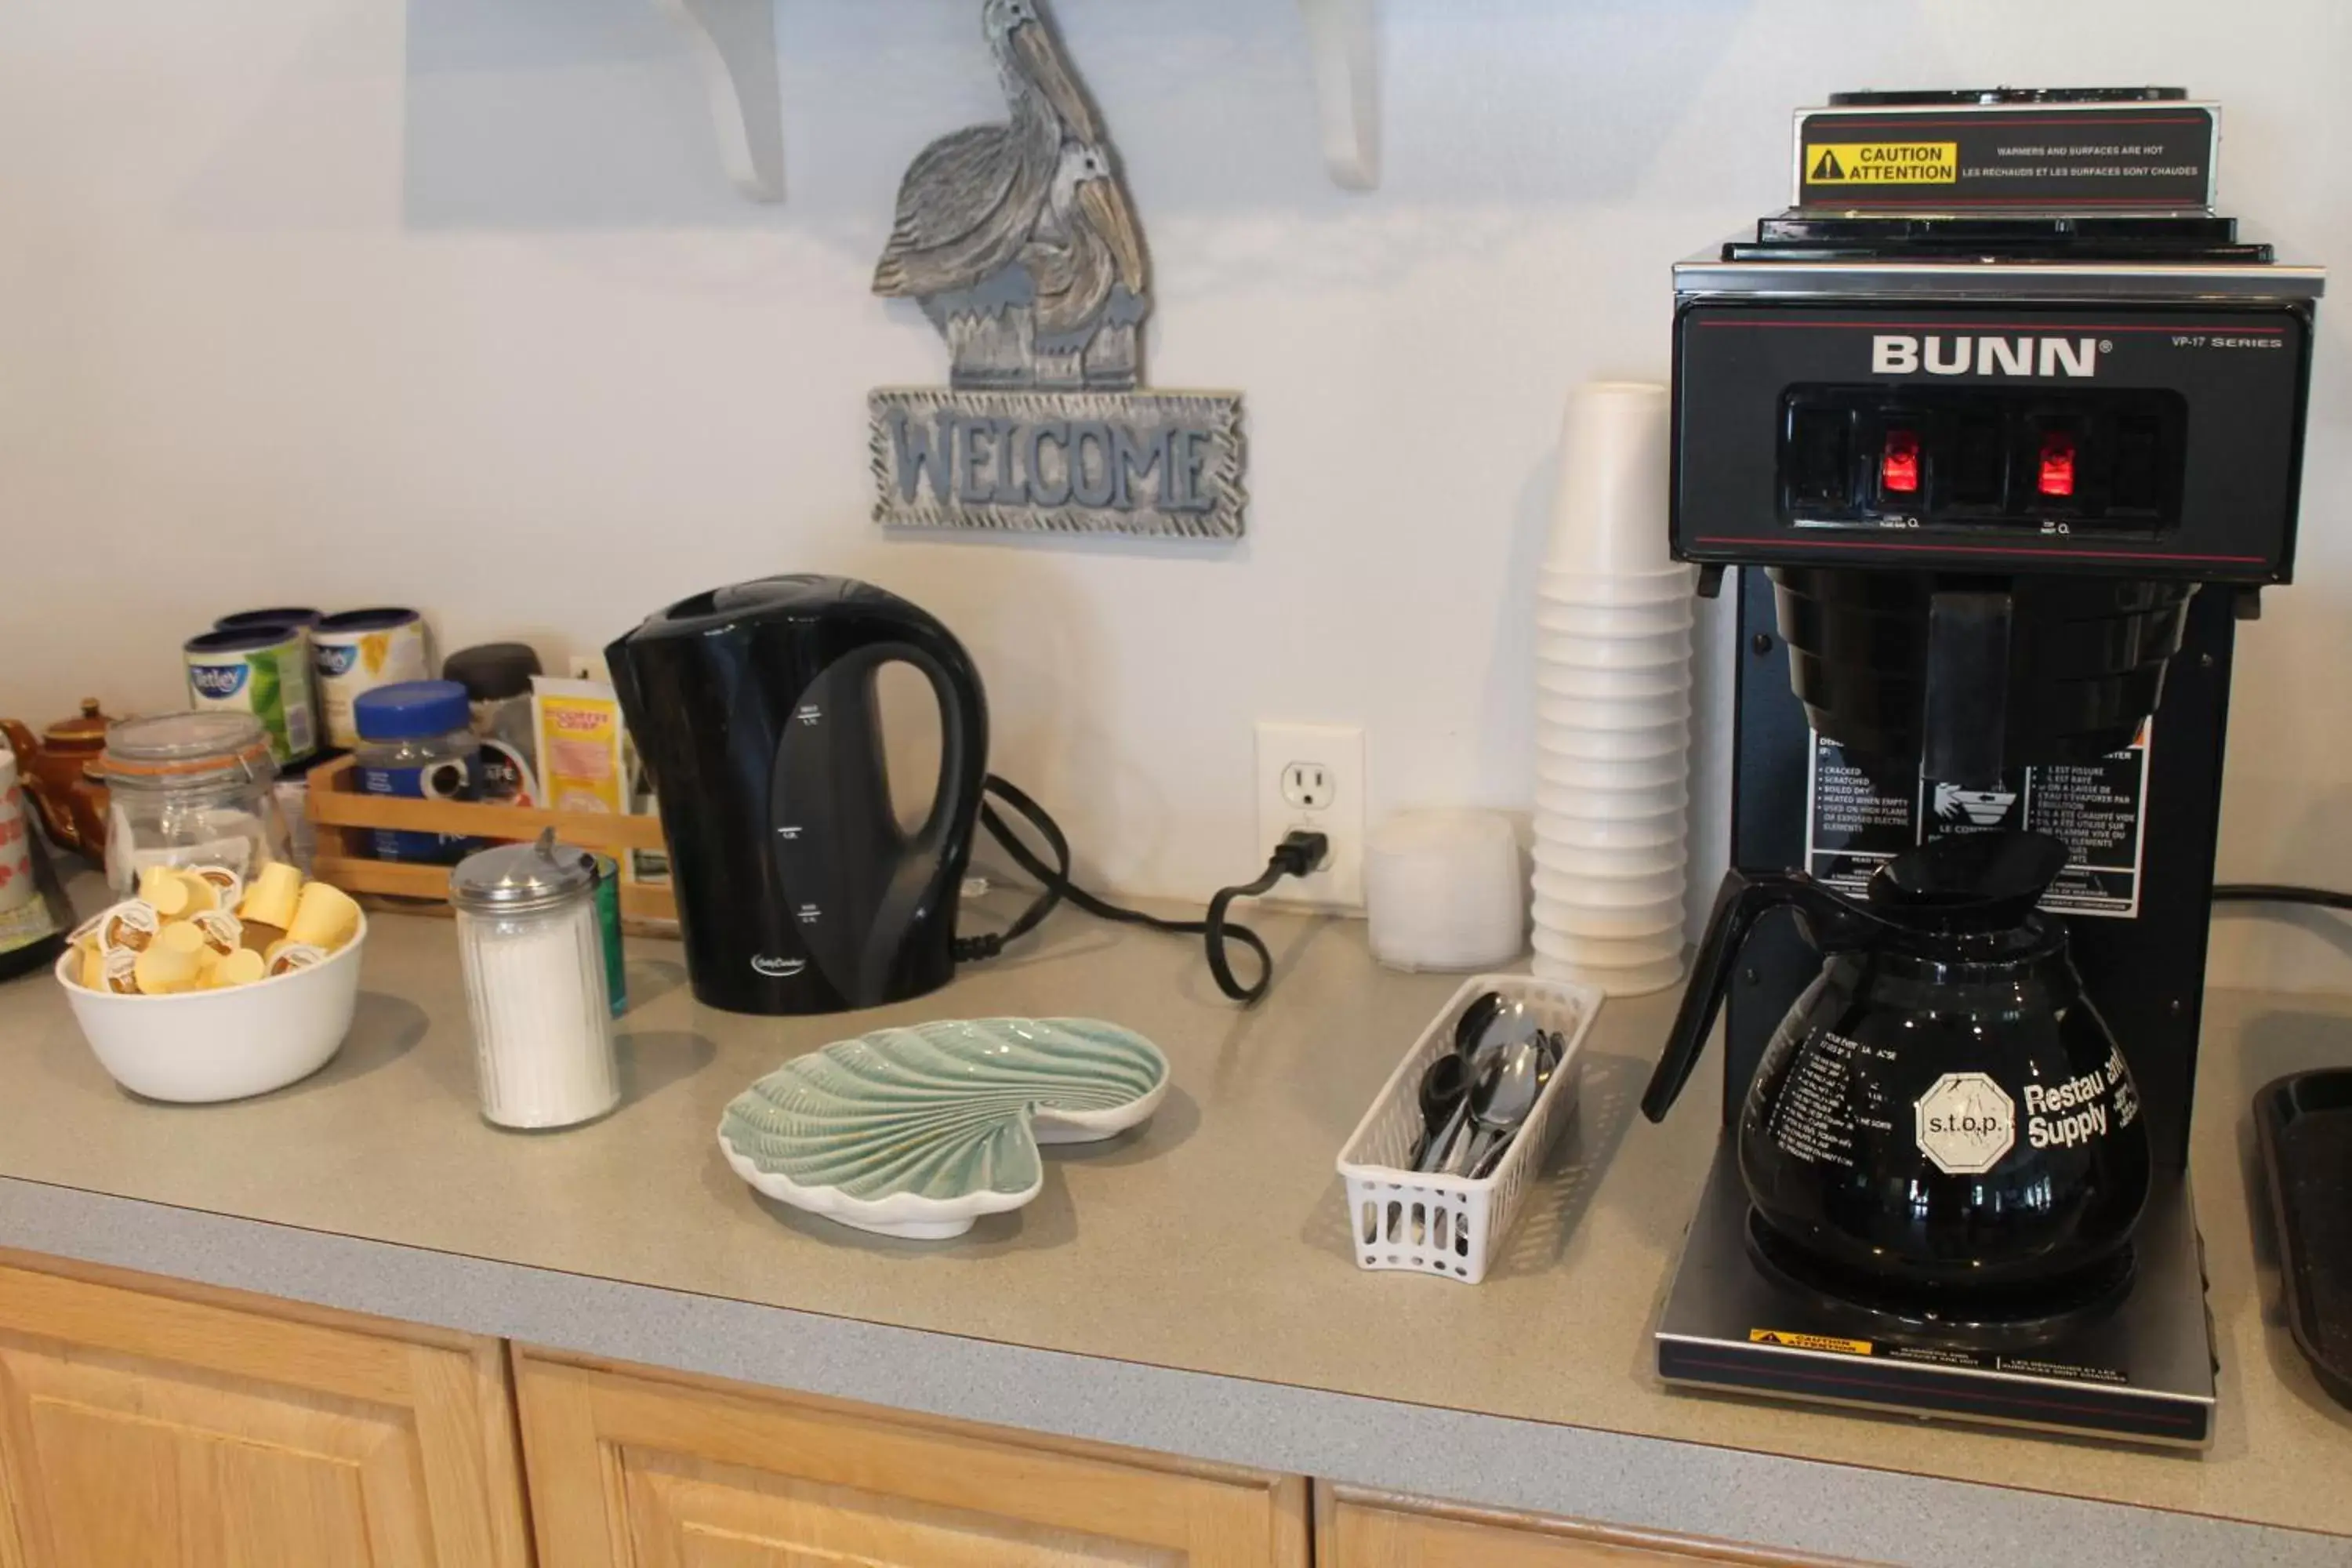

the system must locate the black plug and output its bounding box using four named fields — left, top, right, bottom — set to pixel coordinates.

left=1272, top=829, right=1330, bottom=880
